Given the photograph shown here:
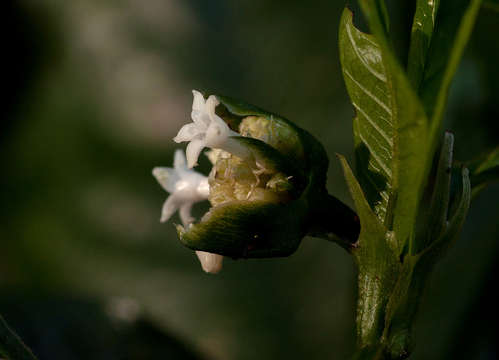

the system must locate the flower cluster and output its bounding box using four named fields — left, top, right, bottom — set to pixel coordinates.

left=153, top=89, right=358, bottom=273
left=153, top=90, right=303, bottom=272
